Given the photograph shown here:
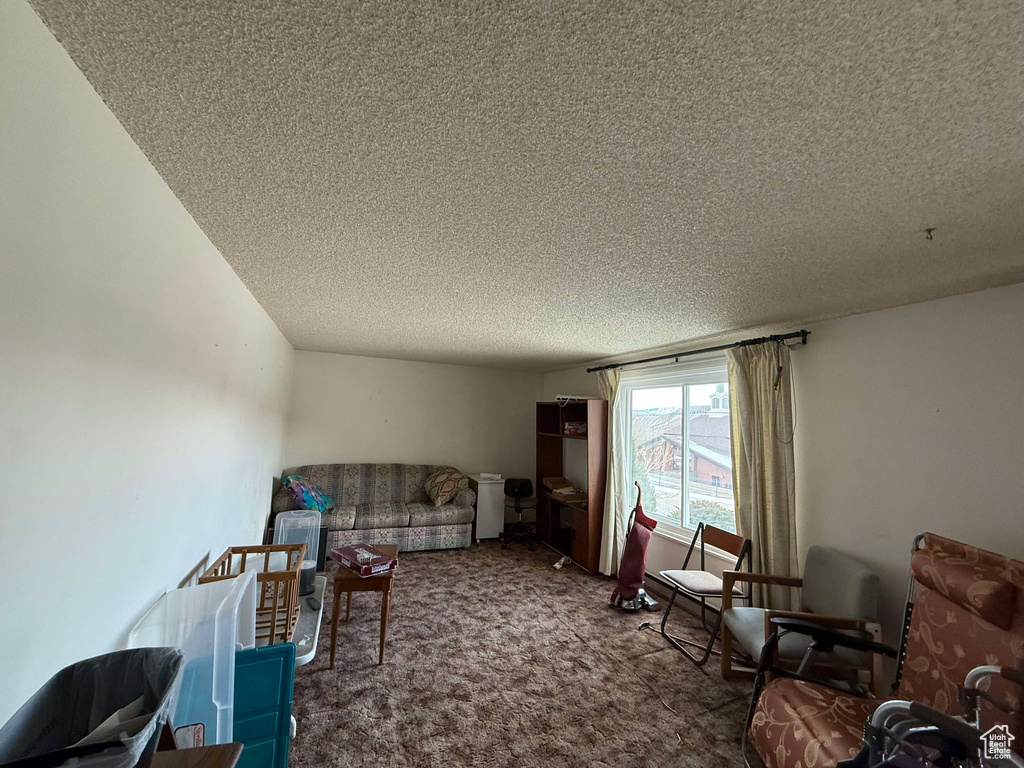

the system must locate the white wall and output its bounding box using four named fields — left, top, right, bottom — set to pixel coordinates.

left=0, top=2, right=294, bottom=723
left=542, top=370, right=601, bottom=494
left=284, top=351, right=543, bottom=479
left=543, top=367, right=599, bottom=403
left=793, top=282, right=1024, bottom=643
left=543, top=283, right=1024, bottom=641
